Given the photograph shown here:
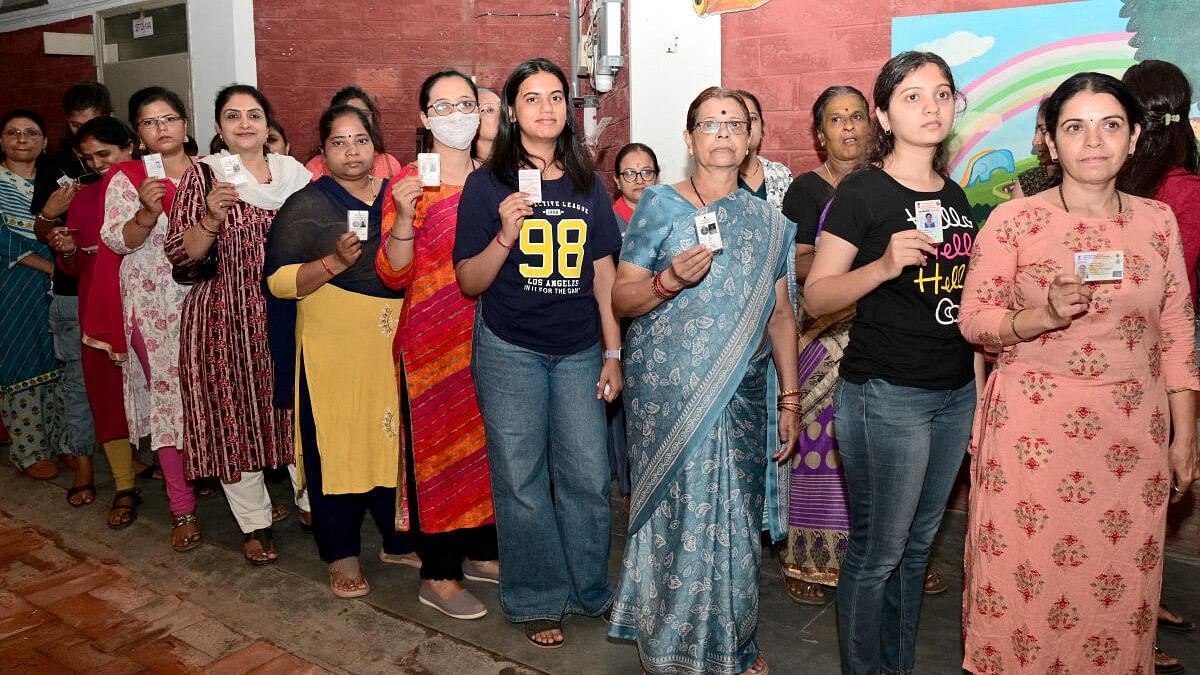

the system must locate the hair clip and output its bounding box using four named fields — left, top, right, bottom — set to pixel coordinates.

left=1164, top=113, right=1181, bottom=126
